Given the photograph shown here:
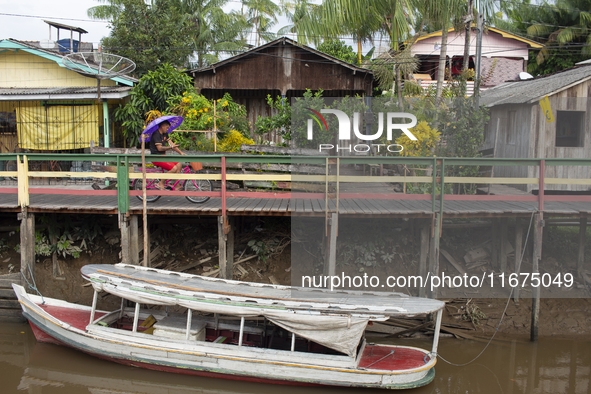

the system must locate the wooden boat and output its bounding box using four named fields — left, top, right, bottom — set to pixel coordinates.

left=13, top=263, right=445, bottom=389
